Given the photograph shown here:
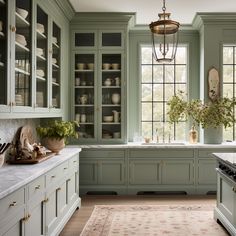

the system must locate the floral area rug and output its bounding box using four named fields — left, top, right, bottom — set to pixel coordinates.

left=80, top=205, right=228, bottom=236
